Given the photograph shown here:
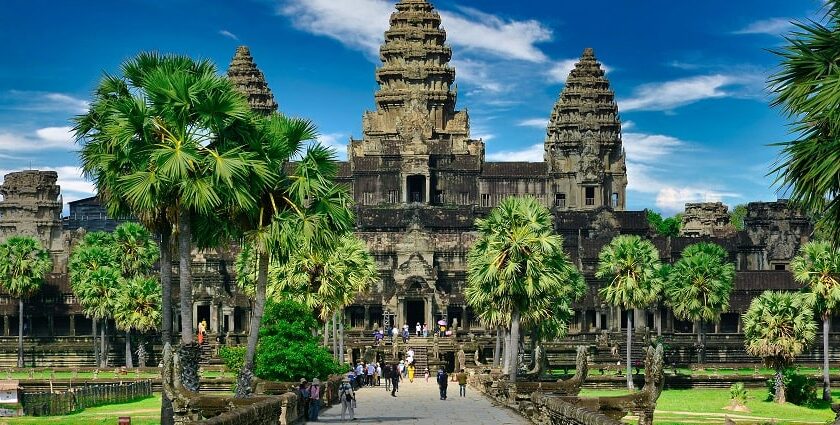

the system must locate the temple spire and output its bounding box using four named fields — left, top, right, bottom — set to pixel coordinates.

left=227, top=46, right=278, bottom=115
